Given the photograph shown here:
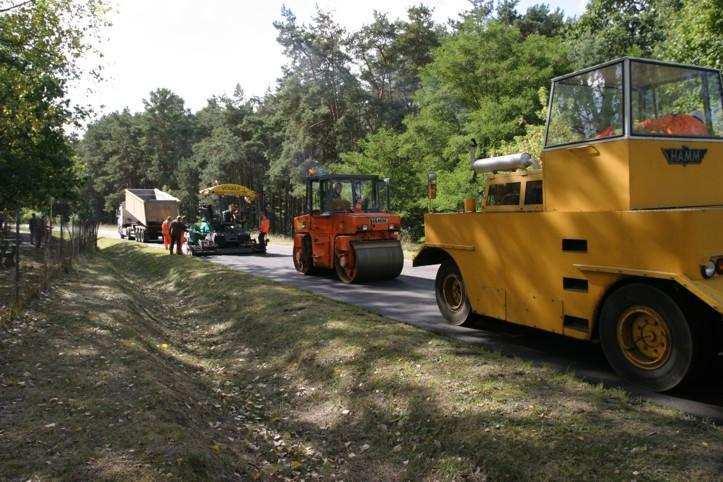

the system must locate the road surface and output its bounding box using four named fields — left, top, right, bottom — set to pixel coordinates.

left=203, top=242, right=723, bottom=421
